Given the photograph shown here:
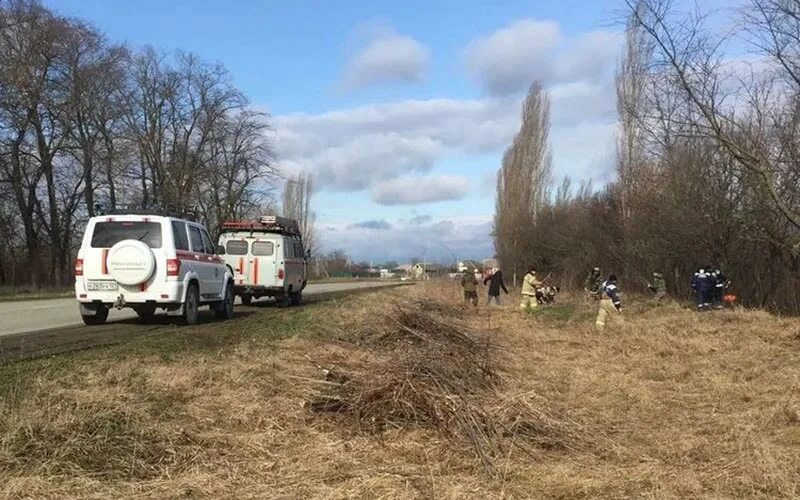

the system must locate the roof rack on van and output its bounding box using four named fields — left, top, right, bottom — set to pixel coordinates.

left=221, top=215, right=301, bottom=237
